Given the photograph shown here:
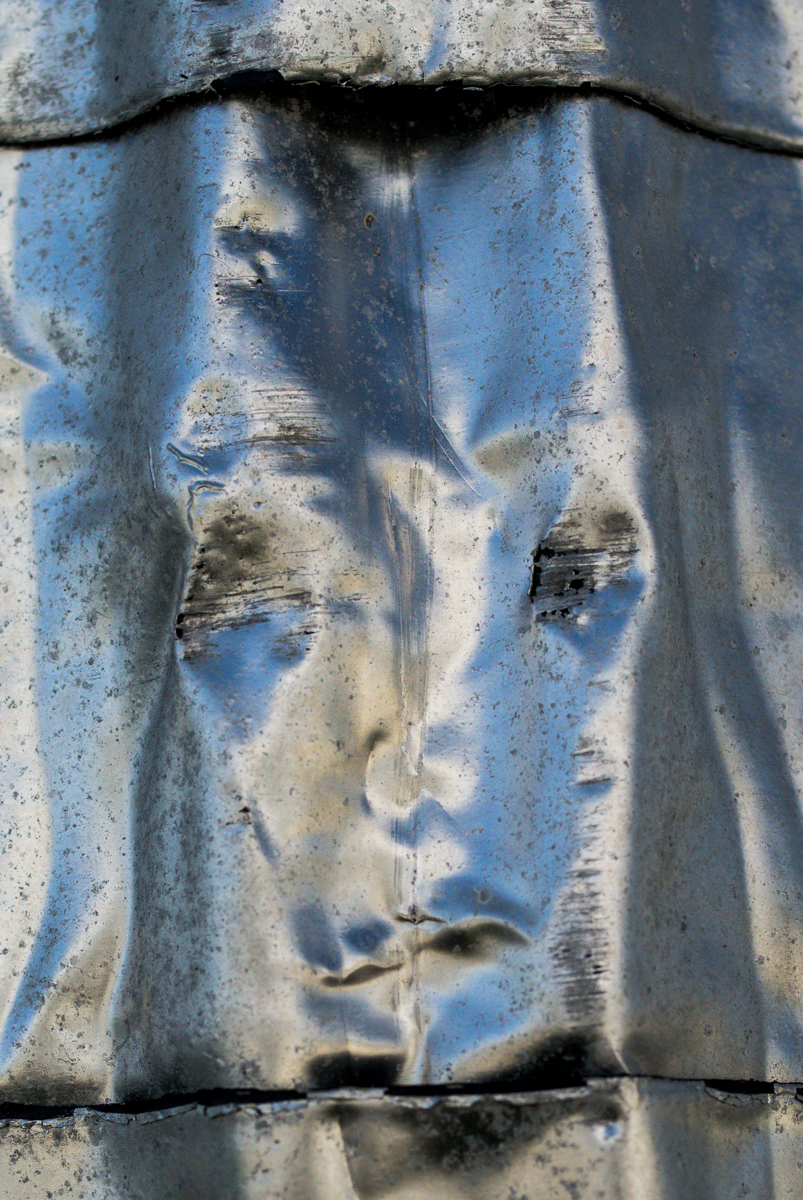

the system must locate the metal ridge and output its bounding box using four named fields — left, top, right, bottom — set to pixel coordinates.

left=2, top=80, right=803, bottom=157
